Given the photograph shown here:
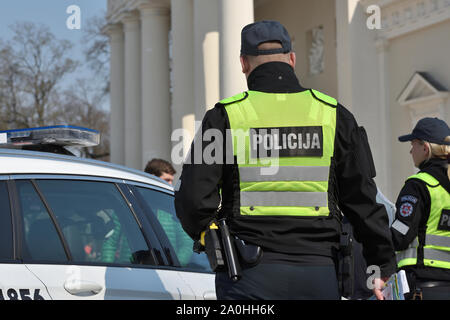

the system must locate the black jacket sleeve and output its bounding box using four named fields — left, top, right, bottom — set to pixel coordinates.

left=391, top=179, right=430, bottom=250
left=335, top=104, right=397, bottom=278
left=174, top=105, right=227, bottom=240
